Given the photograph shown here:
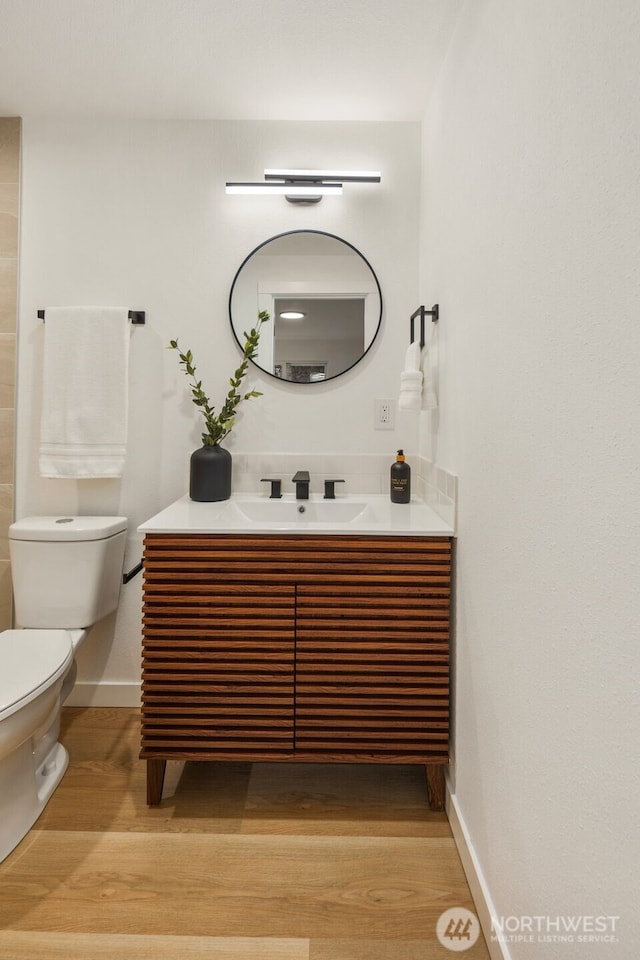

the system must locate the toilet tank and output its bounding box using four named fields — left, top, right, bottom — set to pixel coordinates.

left=9, top=516, right=128, bottom=629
